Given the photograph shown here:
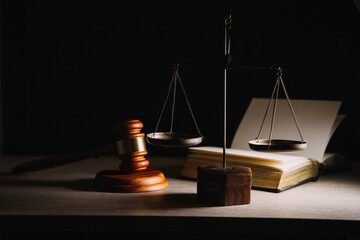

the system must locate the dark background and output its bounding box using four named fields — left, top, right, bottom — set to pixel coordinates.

left=1, top=1, right=360, bottom=158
